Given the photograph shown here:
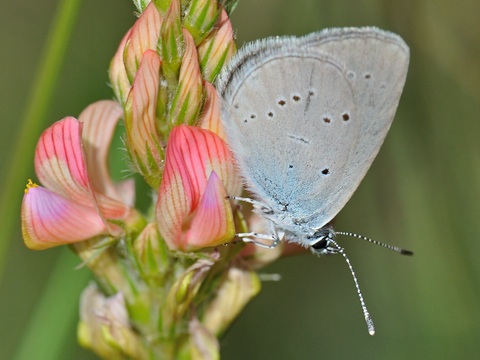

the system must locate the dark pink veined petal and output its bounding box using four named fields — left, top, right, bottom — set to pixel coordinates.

left=80, top=100, right=135, bottom=216
left=156, top=125, right=239, bottom=250
left=33, top=117, right=127, bottom=239
left=156, top=169, right=190, bottom=248
left=124, top=2, right=163, bottom=82
left=21, top=186, right=108, bottom=250
left=34, top=117, right=93, bottom=206
left=181, top=171, right=235, bottom=250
